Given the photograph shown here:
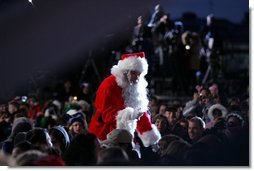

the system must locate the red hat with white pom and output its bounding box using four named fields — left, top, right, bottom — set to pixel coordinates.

left=113, top=52, right=148, bottom=75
